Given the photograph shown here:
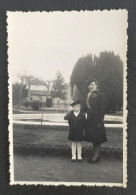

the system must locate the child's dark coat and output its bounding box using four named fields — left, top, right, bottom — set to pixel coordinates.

left=64, top=110, right=86, bottom=141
